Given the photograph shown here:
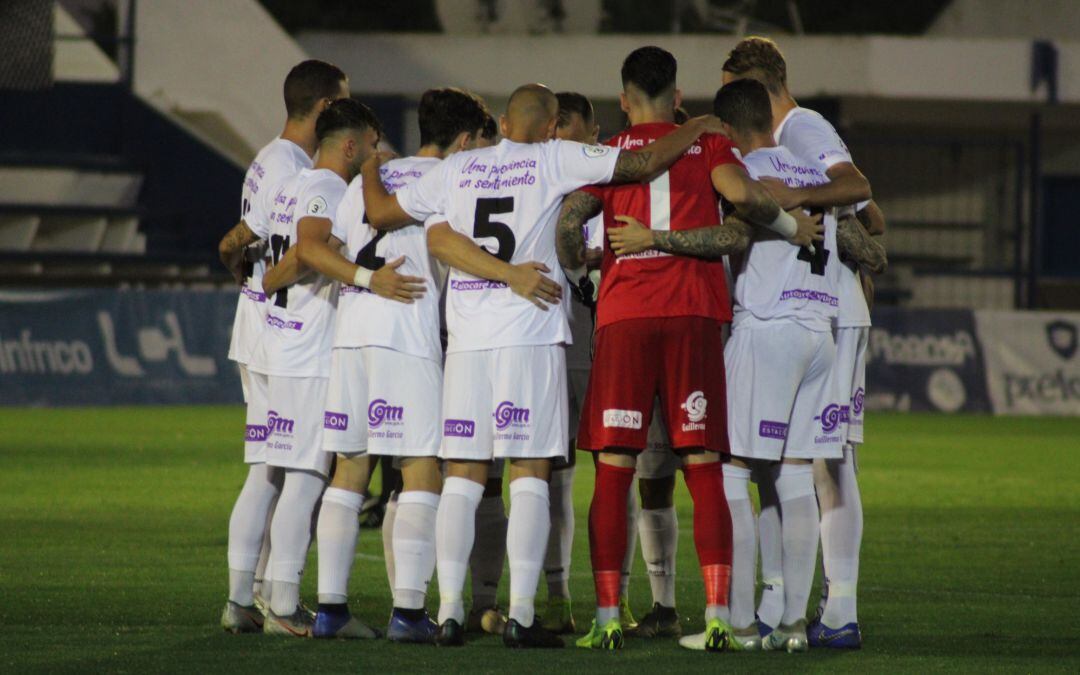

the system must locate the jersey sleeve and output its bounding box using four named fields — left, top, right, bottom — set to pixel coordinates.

left=547, top=140, right=620, bottom=193
left=785, top=114, right=853, bottom=170
left=395, top=160, right=448, bottom=222
left=703, top=134, right=744, bottom=171
left=297, top=175, right=347, bottom=235
left=423, top=213, right=449, bottom=231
